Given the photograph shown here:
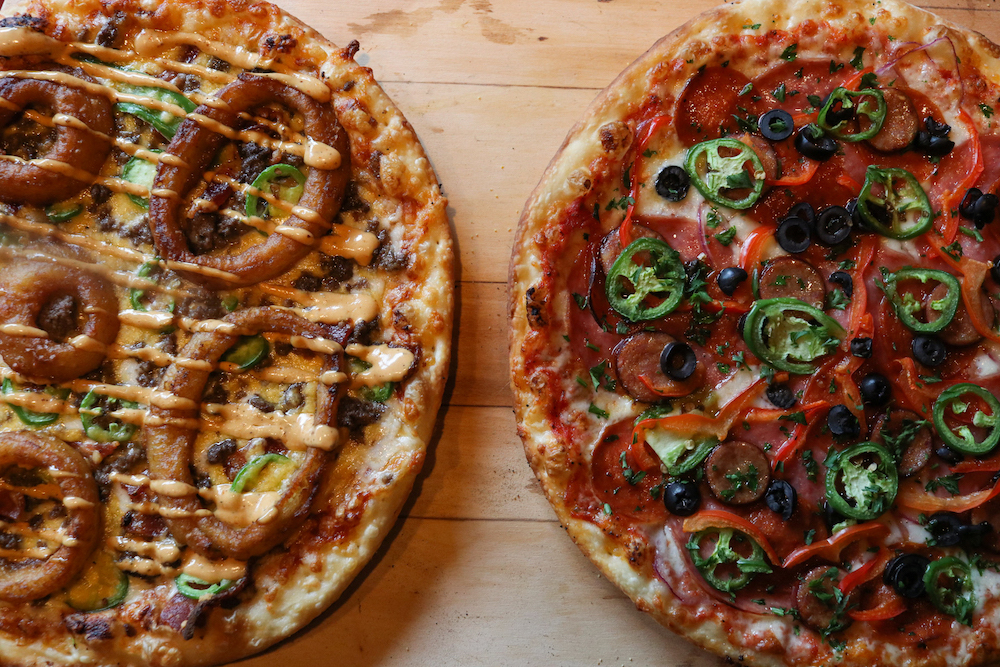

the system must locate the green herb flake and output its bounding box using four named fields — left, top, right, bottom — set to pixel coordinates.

left=925, top=473, right=963, bottom=496
left=773, top=83, right=788, bottom=102
left=738, top=82, right=753, bottom=96
left=825, top=288, right=851, bottom=311
left=572, top=292, right=588, bottom=309
left=981, top=103, right=995, bottom=119
left=850, top=46, right=866, bottom=70
left=781, top=43, right=799, bottom=61
left=714, top=227, right=738, bottom=246
left=589, top=403, right=610, bottom=419
left=959, top=226, right=984, bottom=242
left=829, top=60, right=844, bottom=74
